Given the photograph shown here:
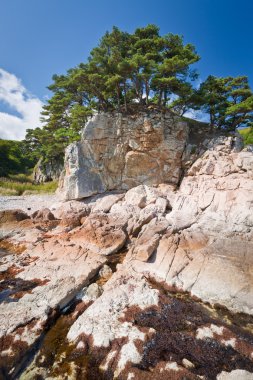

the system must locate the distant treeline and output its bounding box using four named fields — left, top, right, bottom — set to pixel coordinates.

left=0, top=139, right=35, bottom=177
